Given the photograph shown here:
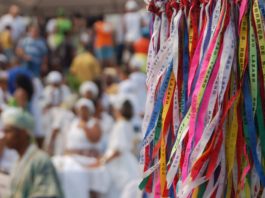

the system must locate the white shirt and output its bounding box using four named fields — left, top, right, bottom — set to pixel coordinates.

left=124, top=12, right=142, bottom=43
left=43, top=107, right=75, bottom=155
